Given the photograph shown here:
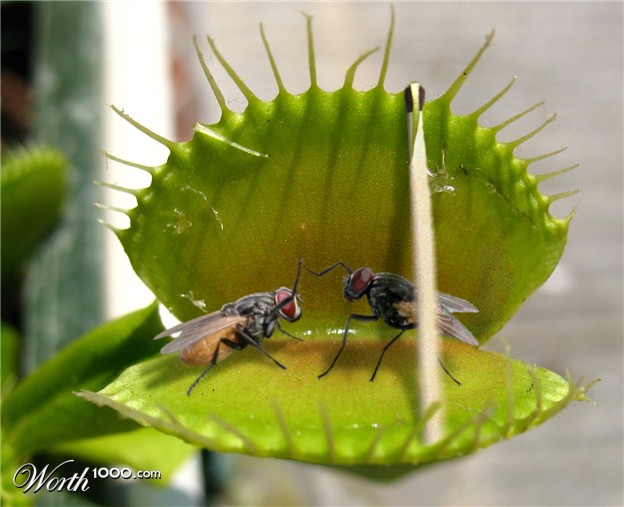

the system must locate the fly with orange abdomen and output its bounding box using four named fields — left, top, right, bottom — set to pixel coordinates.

left=156, top=260, right=304, bottom=396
